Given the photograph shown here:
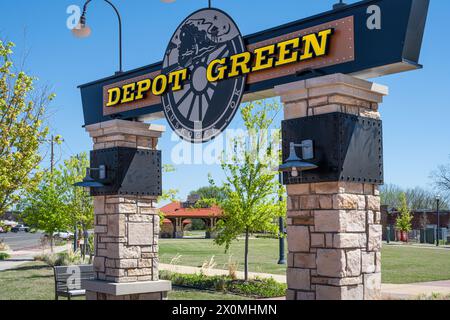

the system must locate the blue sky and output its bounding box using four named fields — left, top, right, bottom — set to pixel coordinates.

left=1, top=0, right=449, bottom=203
